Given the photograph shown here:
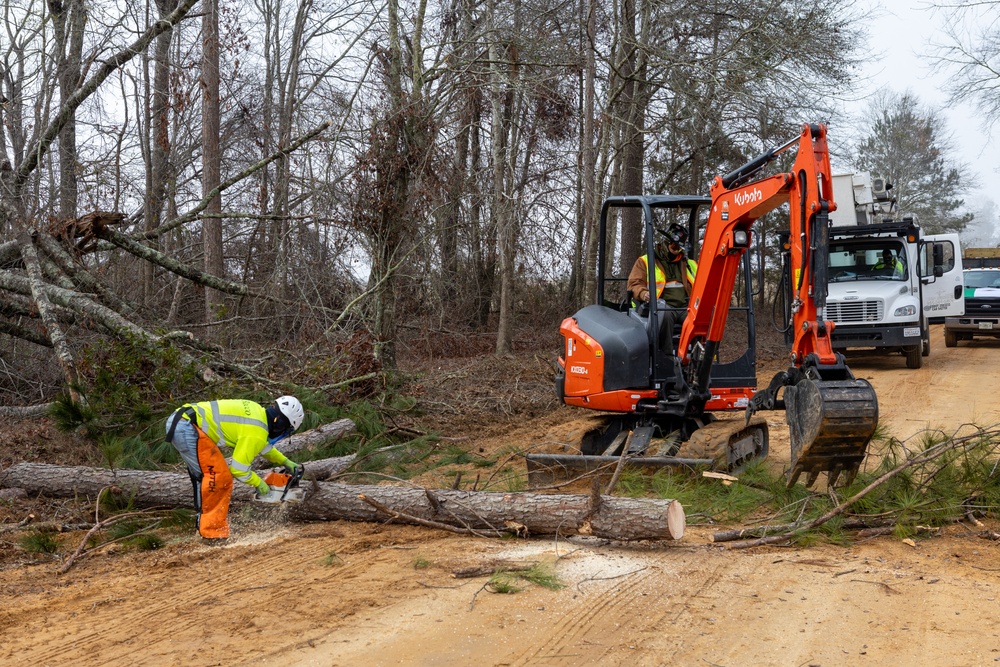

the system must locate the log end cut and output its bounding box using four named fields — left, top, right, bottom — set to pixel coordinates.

left=666, top=499, right=685, bottom=540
